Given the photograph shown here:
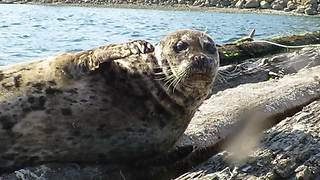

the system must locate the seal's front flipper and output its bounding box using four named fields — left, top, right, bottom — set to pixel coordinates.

left=93, top=40, right=154, bottom=64
left=54, top=40, right=154, bottom=78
